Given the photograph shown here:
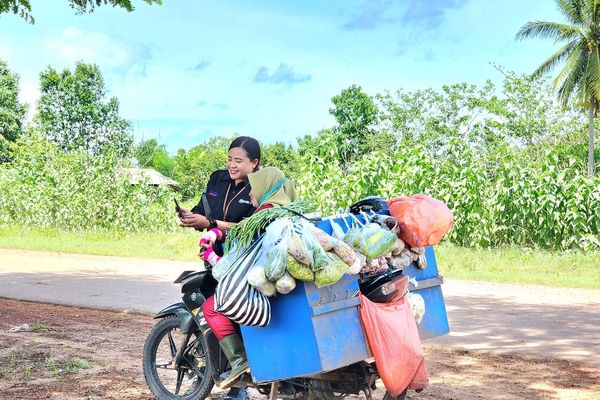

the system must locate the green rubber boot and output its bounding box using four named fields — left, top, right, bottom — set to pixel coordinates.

left=219, top=334, right=250, bottom=389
